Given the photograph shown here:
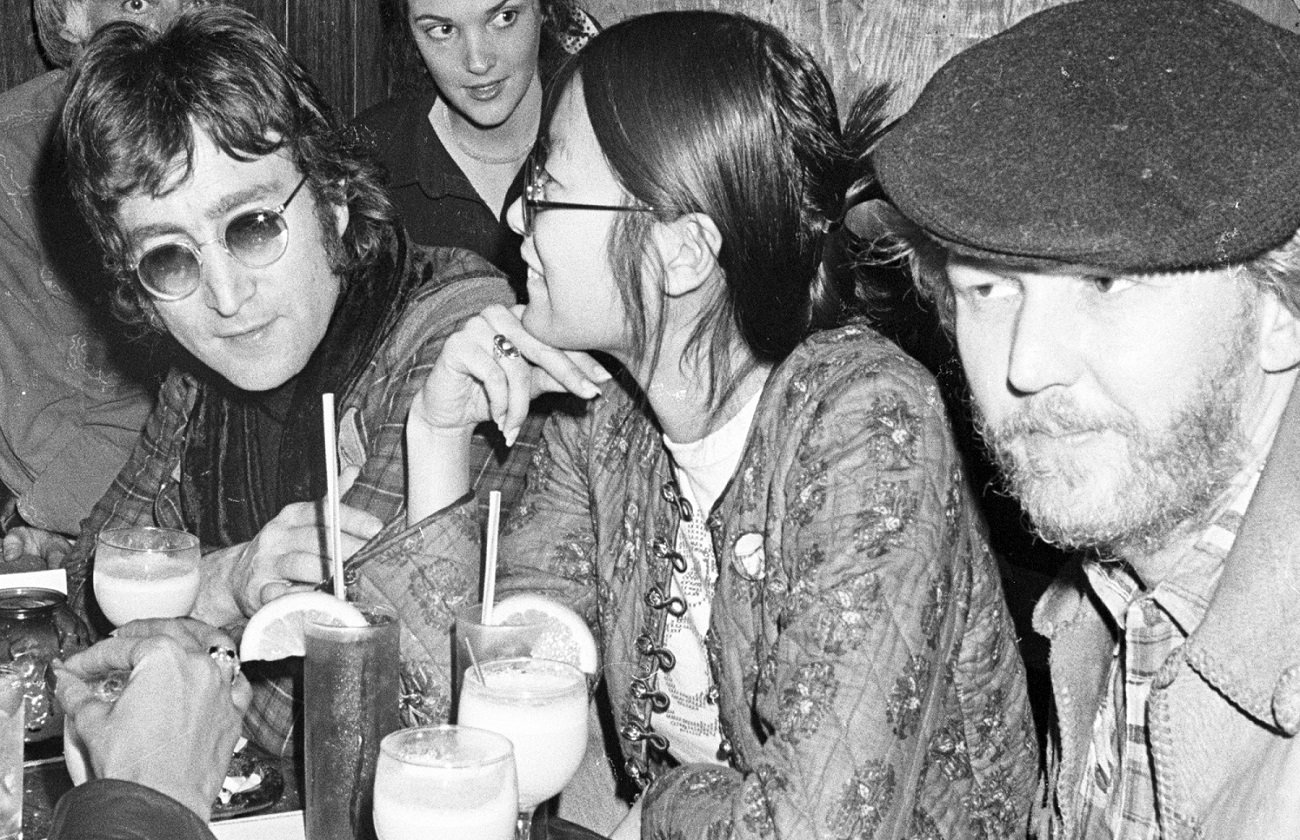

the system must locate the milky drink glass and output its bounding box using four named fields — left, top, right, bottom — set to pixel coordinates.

left=304, top=604, right=400, bottom=840
left=93, top=527, right=201, bottom=626
left=457, top=657, right=587, bottom=814
left=0, top=668, right=21, bottom=840
left=373, top=725, right=517, bottom=840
